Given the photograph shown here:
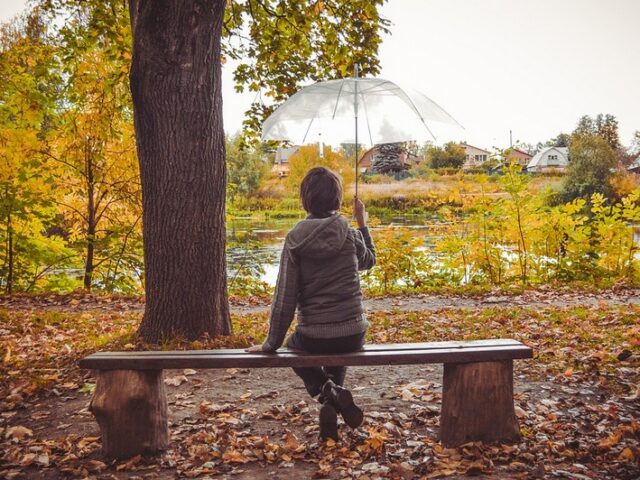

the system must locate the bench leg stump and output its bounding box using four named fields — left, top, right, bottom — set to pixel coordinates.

left=440, top=360, right=520, bottom=447
left=90, top=369, right=168, bottom=458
